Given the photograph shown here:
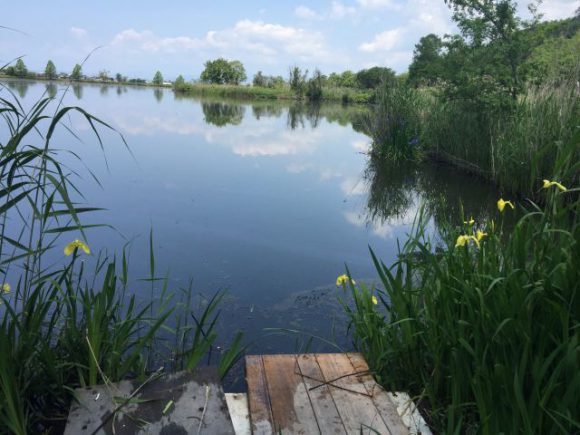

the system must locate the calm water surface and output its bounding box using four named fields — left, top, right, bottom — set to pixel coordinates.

left=2, top=80, right=500, bottom=387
